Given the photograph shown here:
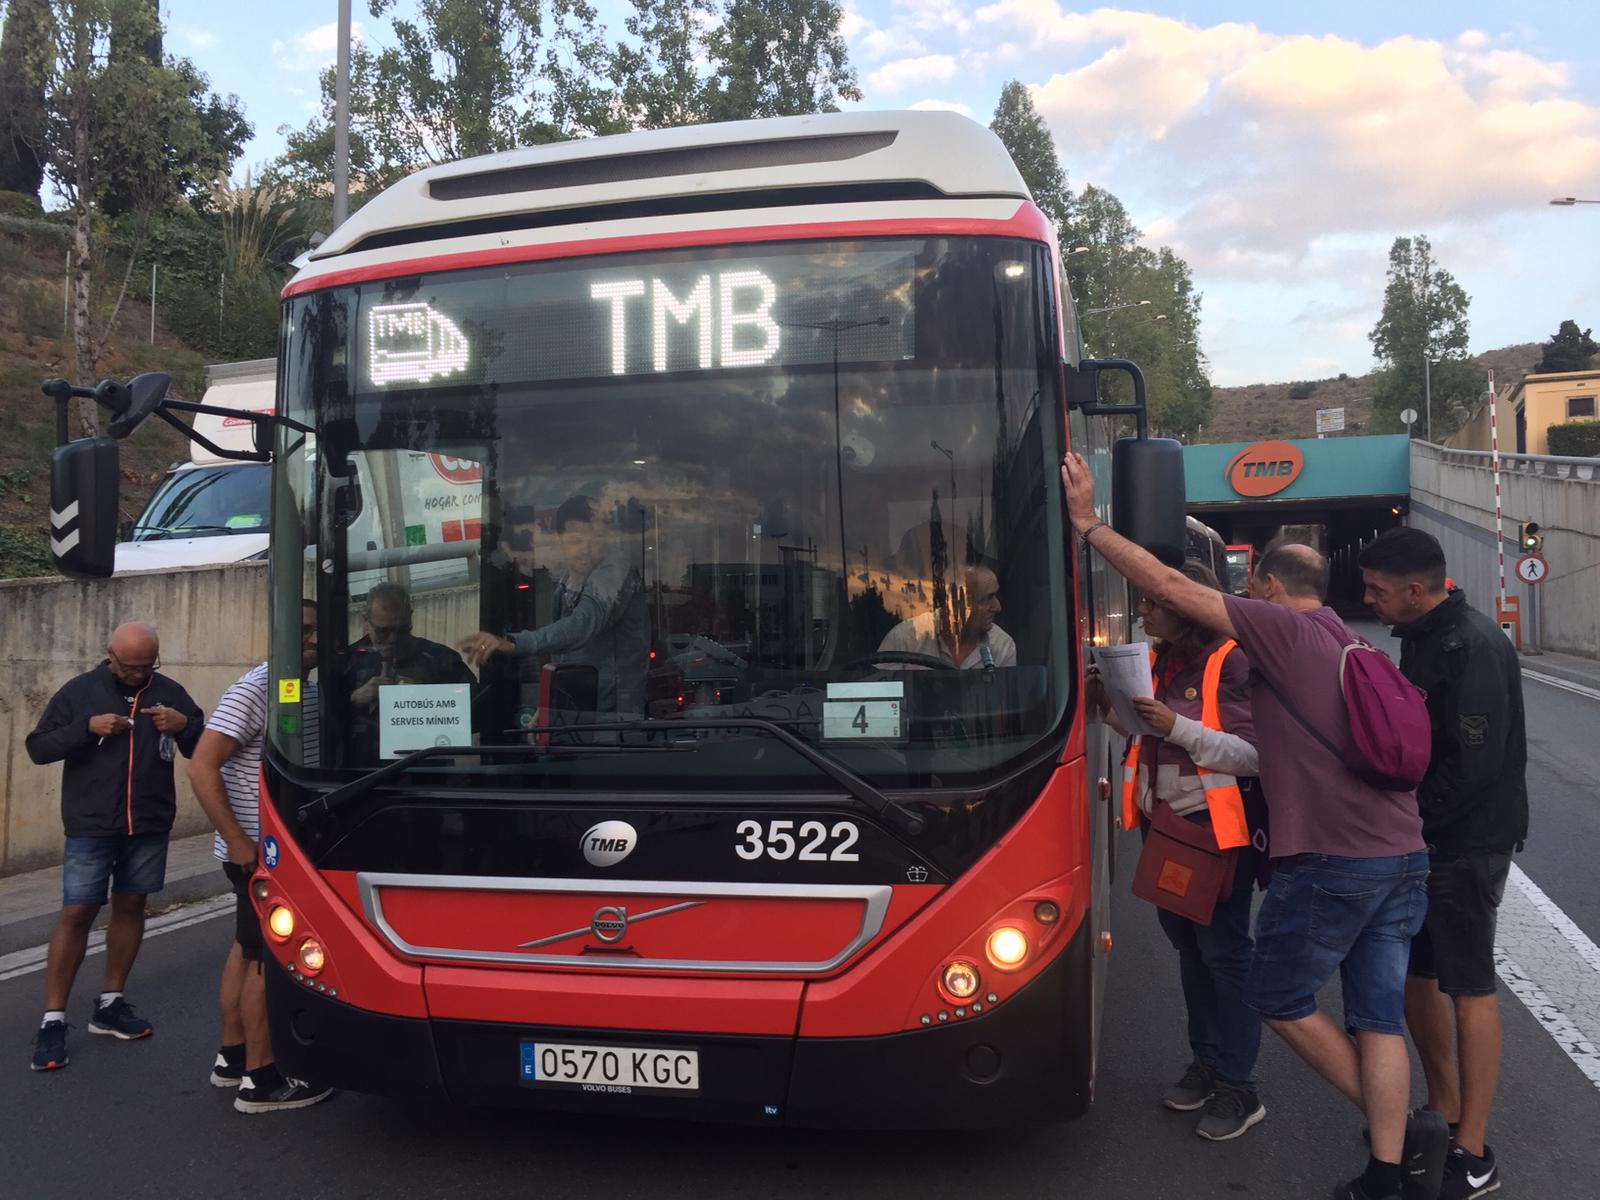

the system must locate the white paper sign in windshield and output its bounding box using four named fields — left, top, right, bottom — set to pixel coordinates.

left=360, top=246, right=915, bottom=389
left=378, top=683, right=472, bottom=759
